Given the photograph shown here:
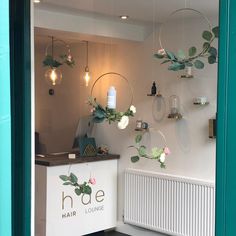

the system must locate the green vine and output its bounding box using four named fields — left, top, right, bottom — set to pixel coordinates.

left=59, top=173, right=95, bottom=196
left=43, top=54, right=75, bottom=69
left=129, top=133, right=171, bottom=169
left=87, top=96, right=135, bottom=128
left=154, top=26, right=219, bottom=71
